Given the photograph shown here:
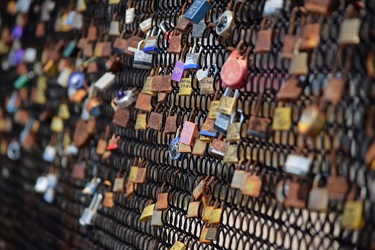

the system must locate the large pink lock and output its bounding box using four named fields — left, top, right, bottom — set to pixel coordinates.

left=220, top=45, right=250, bottom=89
left=179, top=110, right=199, bottom=146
